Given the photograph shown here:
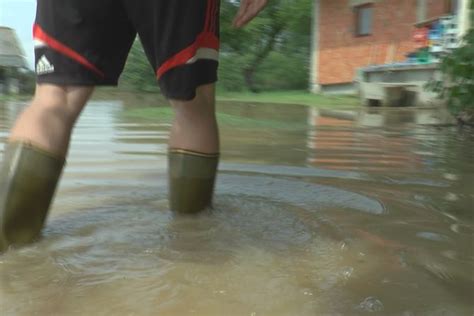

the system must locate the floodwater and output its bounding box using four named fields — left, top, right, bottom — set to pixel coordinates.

left=0, top=97, right=473, bottom=315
